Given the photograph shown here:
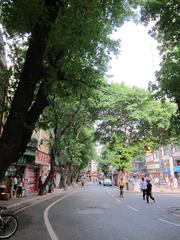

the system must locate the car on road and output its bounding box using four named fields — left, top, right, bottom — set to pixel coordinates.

left=103, top=178, right=112, bottom=186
